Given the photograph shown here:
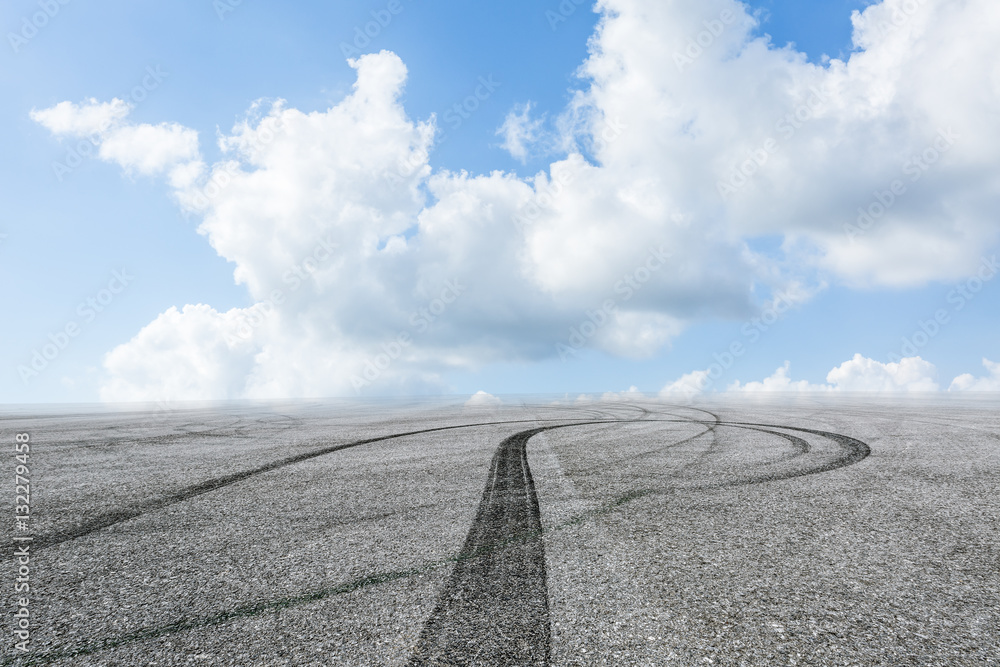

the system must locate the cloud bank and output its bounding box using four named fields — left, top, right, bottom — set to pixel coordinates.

left=664, top=354, right=1000, bottom=395
left=949, top=359, right=1000, bottom=392
left=725, top=355, right=941, bottom=394
left=33, top=0, right=1000, bottom=400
